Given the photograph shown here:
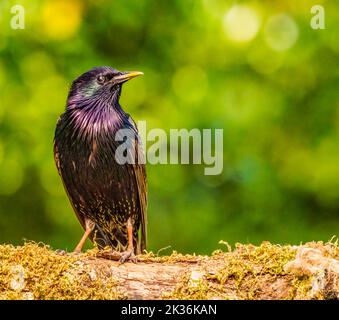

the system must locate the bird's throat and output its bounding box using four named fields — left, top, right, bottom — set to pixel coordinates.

left=66, top=98, right=127, bottom=141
